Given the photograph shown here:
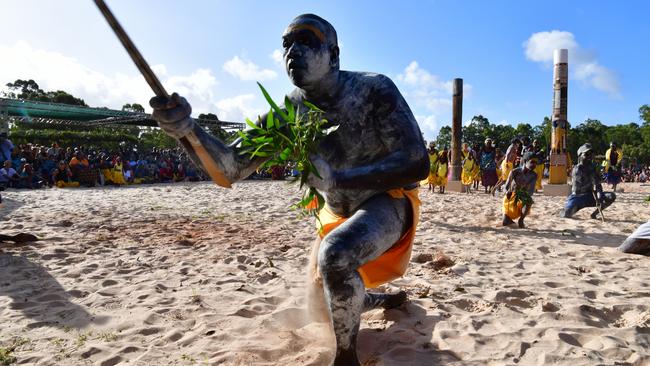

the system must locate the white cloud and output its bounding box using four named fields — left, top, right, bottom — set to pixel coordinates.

left=523, top=30, right=621, bottom=98
left=214, top=94, right=266, bottom=122
left=397, top=61, right=453, bottom=93
left=270, top=49, right=284, bottom=67
left=415, top=114, right=438, bottom=141
left=523, top=31, right=578, bottom=63
left=223, top=56, right=277, bottom=81
left=0, top=41, right=220, bottom=114
left=396, top=61, right=472, bottom=140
